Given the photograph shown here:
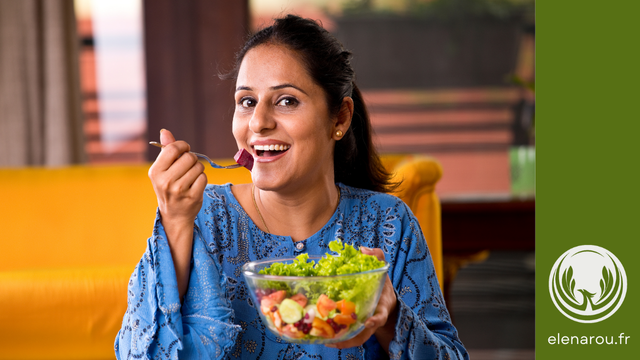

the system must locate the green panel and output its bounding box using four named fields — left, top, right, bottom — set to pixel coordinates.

left=537, top=0, right=640, bottom=358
